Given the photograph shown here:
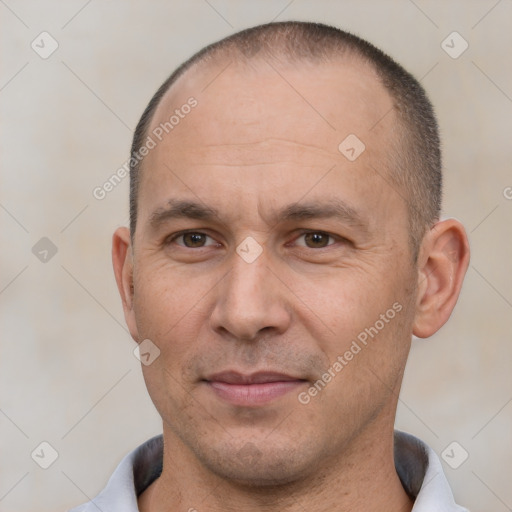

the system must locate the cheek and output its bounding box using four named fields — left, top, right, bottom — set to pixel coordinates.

left=132, top=258, right=225, bottom=379
left=134, top=263, right=211, bottom=415
left=290, top=268, right=395, bottom=341
left=133, top=259, right=208, bottom=337
left=294, top=262, right=415, bottom=389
